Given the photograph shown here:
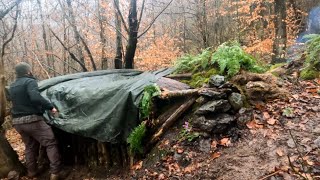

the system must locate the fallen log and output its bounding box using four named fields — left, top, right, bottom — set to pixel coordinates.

left=150, top=97, right=197, bottom=144
left=160, top=89, right=199, bottom=99
left=165, top=73, right=192, bottom=80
